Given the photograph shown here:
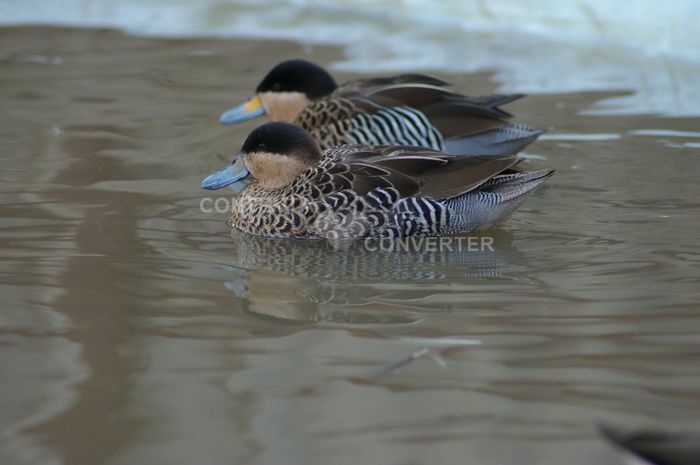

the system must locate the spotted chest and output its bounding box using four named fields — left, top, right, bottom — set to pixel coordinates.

left=230, top=156, right=449, bottom=239
left=295, top=98, right=356, bottom=148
